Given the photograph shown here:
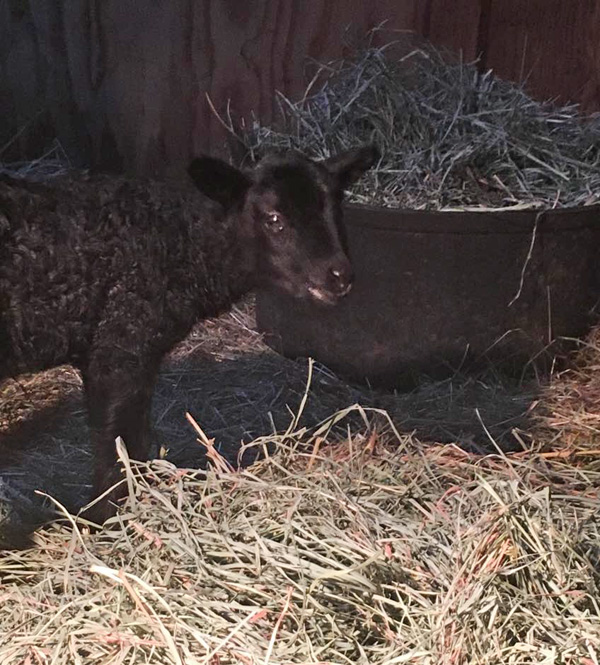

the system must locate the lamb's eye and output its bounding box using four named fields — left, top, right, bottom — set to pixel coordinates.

left=265, top=211, right=284, bottom=233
